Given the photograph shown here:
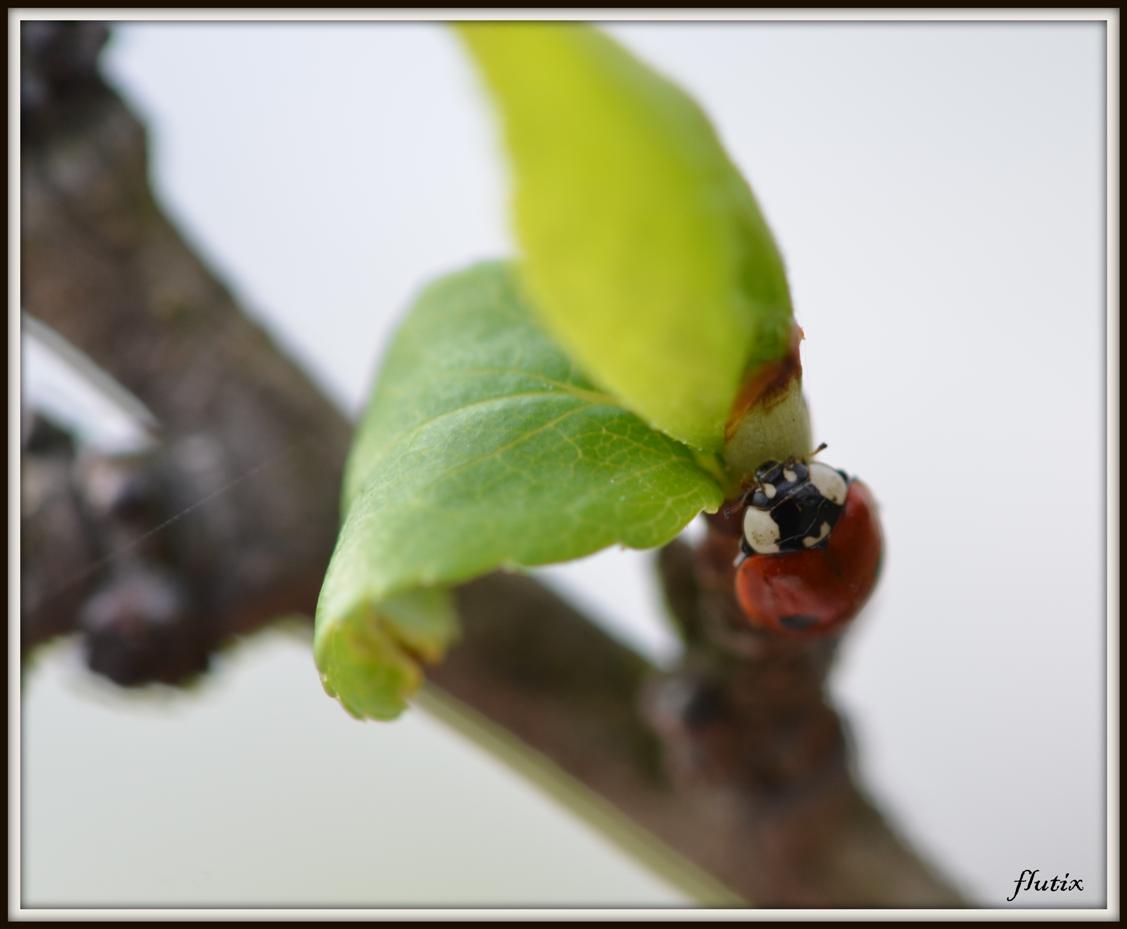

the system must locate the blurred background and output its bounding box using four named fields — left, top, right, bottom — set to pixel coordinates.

left=21, top=20, right=1107, bottom=907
